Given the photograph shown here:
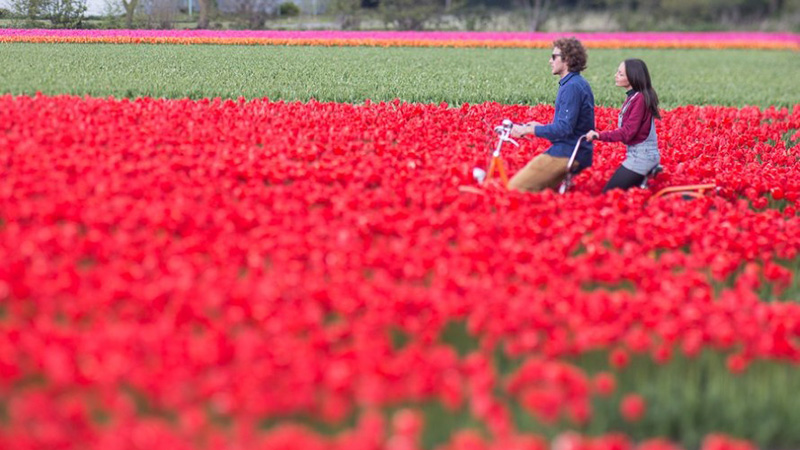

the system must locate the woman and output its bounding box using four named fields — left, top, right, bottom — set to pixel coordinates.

left=586, top=59, right=661, bottom=193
